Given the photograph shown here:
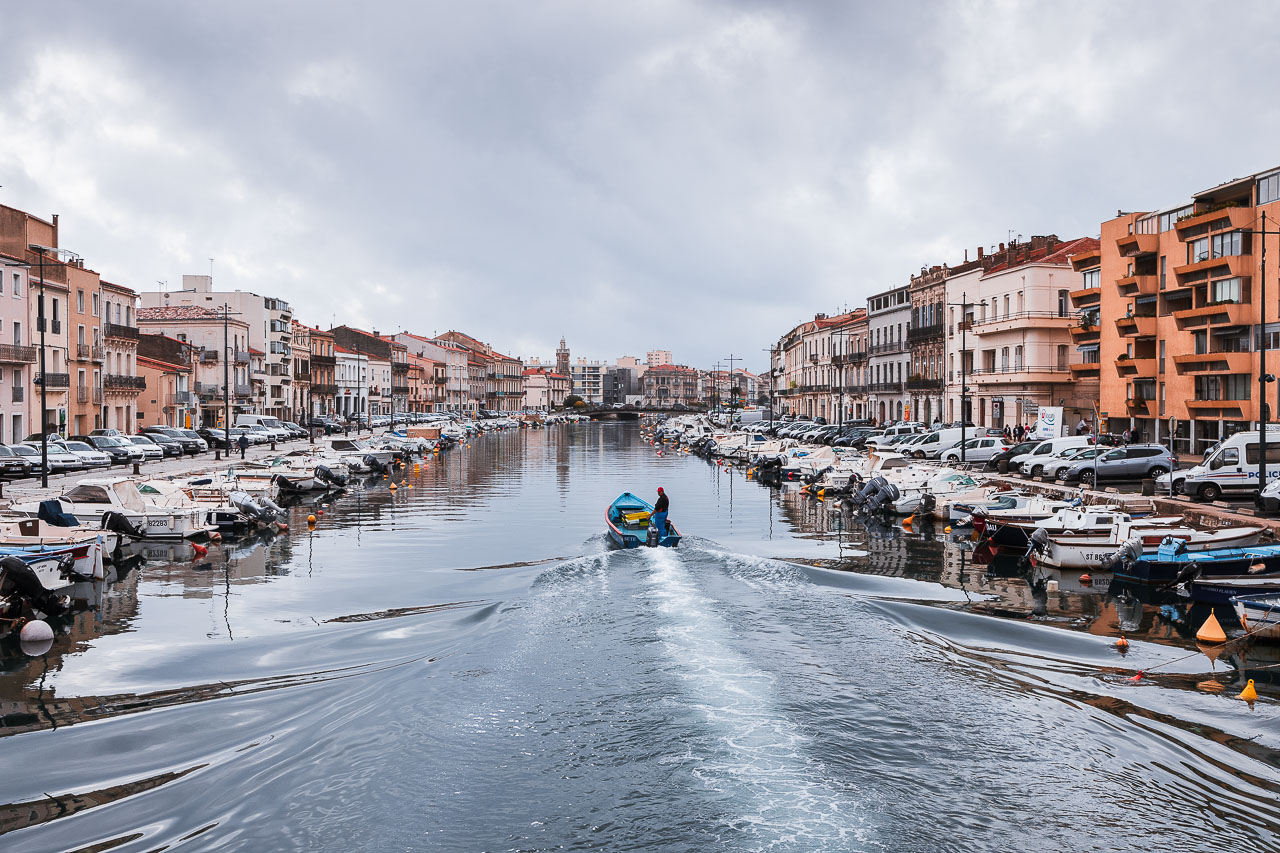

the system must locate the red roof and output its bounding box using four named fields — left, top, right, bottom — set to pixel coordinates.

left=248, top=347, right=265, bottom=356
left=137, top=354, right=190, bottom=372
left=981, top=236, right=1099, bottom=276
